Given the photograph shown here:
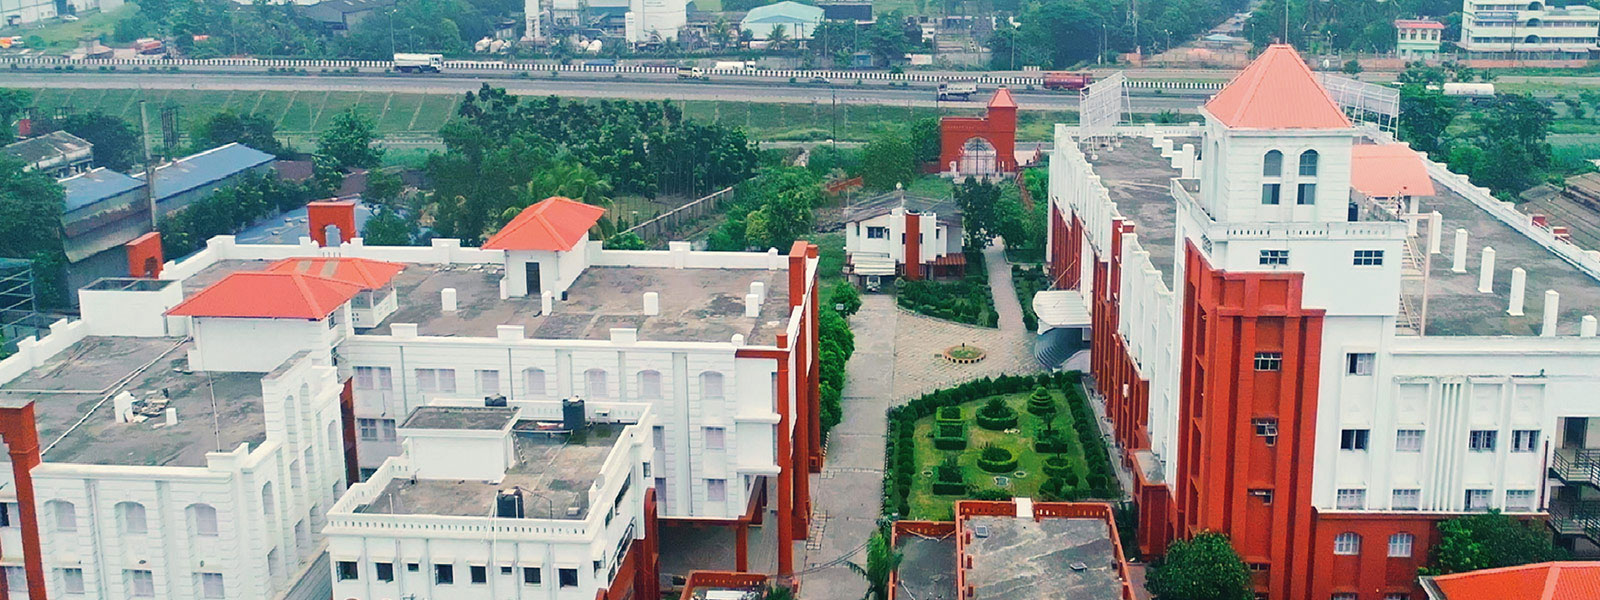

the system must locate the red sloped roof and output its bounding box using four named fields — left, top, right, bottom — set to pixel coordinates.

left=1395, top=19, right=1445, bottom=29
left=1350, top=143, right=1436, bottom=198
left=988, top=87, right=1018, bottom=109
left=1203, top=44, right=1352, bottom=130
left=482, top=196, right=606, bottom=252
left=1429, top=562, right=1600, bottom=600
left=266, top=257, right=405, bottom=290
left=167, top=271, right=364, bottom=320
